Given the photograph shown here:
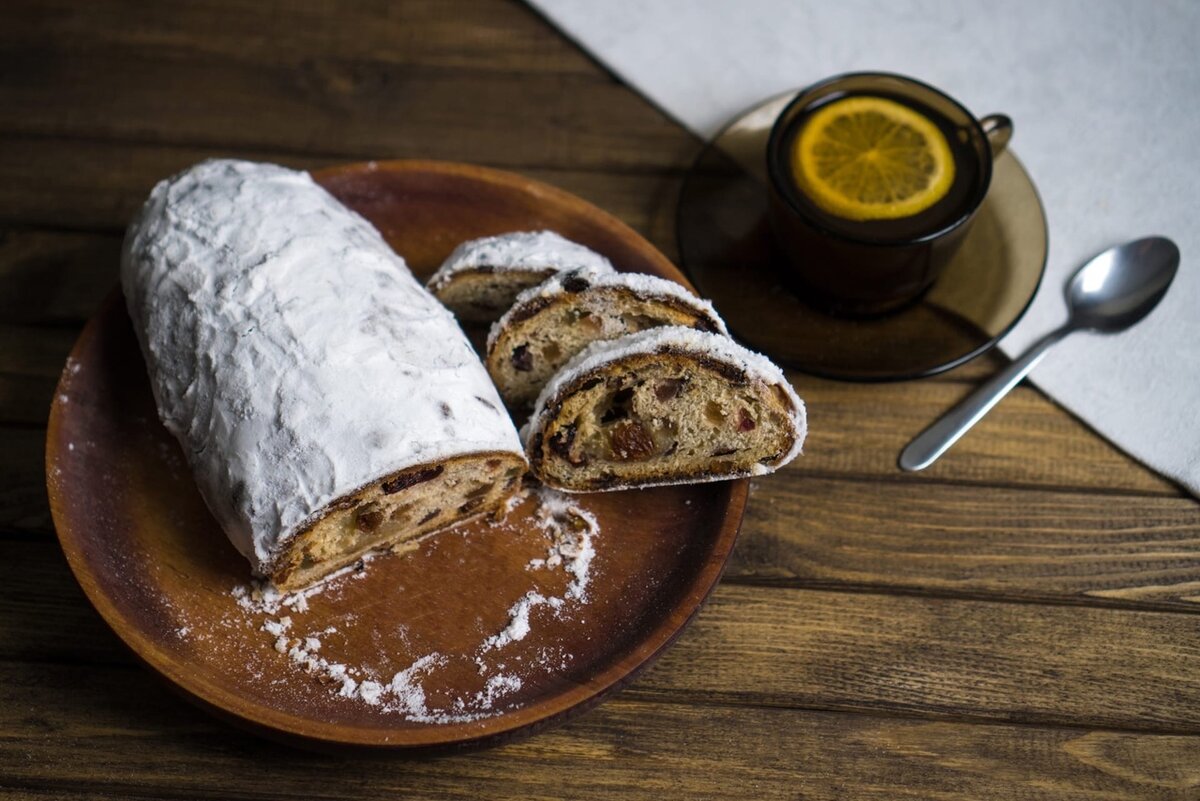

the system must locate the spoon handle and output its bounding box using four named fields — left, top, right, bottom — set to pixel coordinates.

left=898, top=326, right=1071, bottom=471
